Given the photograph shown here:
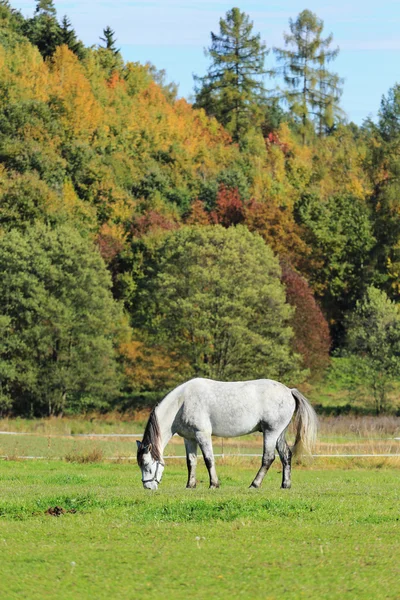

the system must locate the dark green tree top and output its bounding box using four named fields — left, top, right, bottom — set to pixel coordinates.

left=194, top=7, right=270, bottom=143
left=24, top=0, right=61, bottom=58
left=97, top=25, right=123, bottom=76
left=60, top=15, right=85, bottom=59
left=99, top=25, right=120, bottom=54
